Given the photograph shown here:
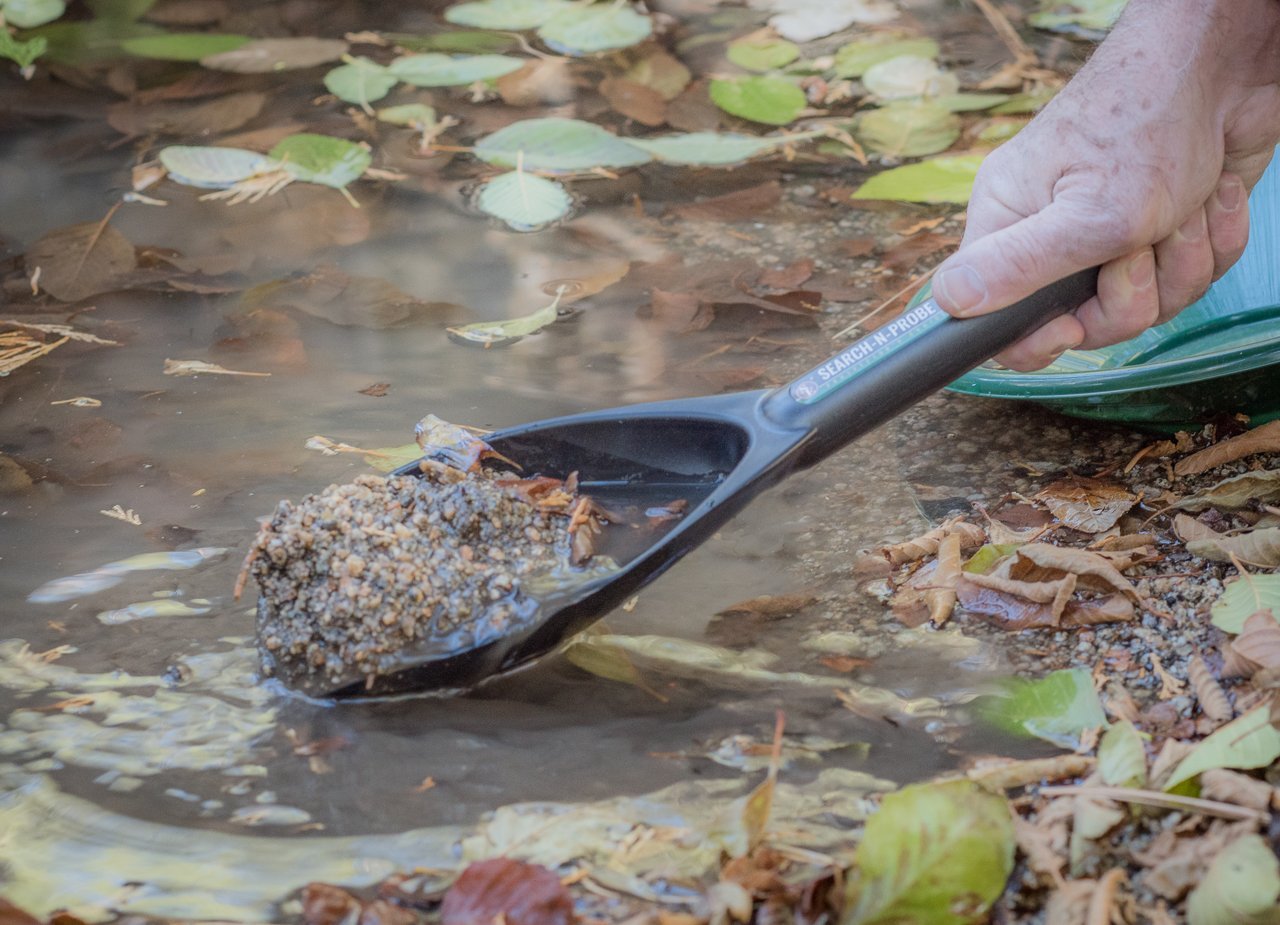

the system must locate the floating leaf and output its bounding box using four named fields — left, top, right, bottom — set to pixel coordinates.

left=474, top=170, right=573, bottom=231
left=726, top=36, right=799, bottom=71
left=1164, top=706, right=1280, bottom=791
left=831, top=35, right=938, bottom=78
left=377, top=103, right=437, bottom=127
left=2, top=0, right=65, bottom=28
left=852, top=153, right=984, bottom=204
left=269, top=134, right=371, bottom=189
left=120, top=31, right=247, bottom=60
left=200, top=36, right=348, bottom=72
left=628, top=131, right=808, bottom=166
left=842, top=780, right=1014, bottom=925
left=1187, top=835, right=1280, bottom=925
left=856, top=102, right=958, bottom=158
left=443, top=0, right=573, bottom=30
left=324, top=56, right=398, bottom=106
left=757, top=0, right=899, bottom=43
left=447, top=290, right=563, bottom=346
left=163, top=358, right=270, bottom=377
left=977, top=668, right=1106, bottom=749
left=387, top=52, right=524, bottom=86
left=1097, top=720, right=1146, bottom=788
left=536, top=3, right=652, bottom=56
left=25, top=221, right=137, bottom=303
left=862, top=54, right=959, bottom=100
left=1028, top=0, right=1125, bottom=33
left=1212, top=574, right=1280, bottom=633
left=159, top=145, right=277, bottom=189
left=0, top=30, right=47, bottom=69
left=473, top=117, right=650, bottom=173
left=708, top=74, right=806, bottom=125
